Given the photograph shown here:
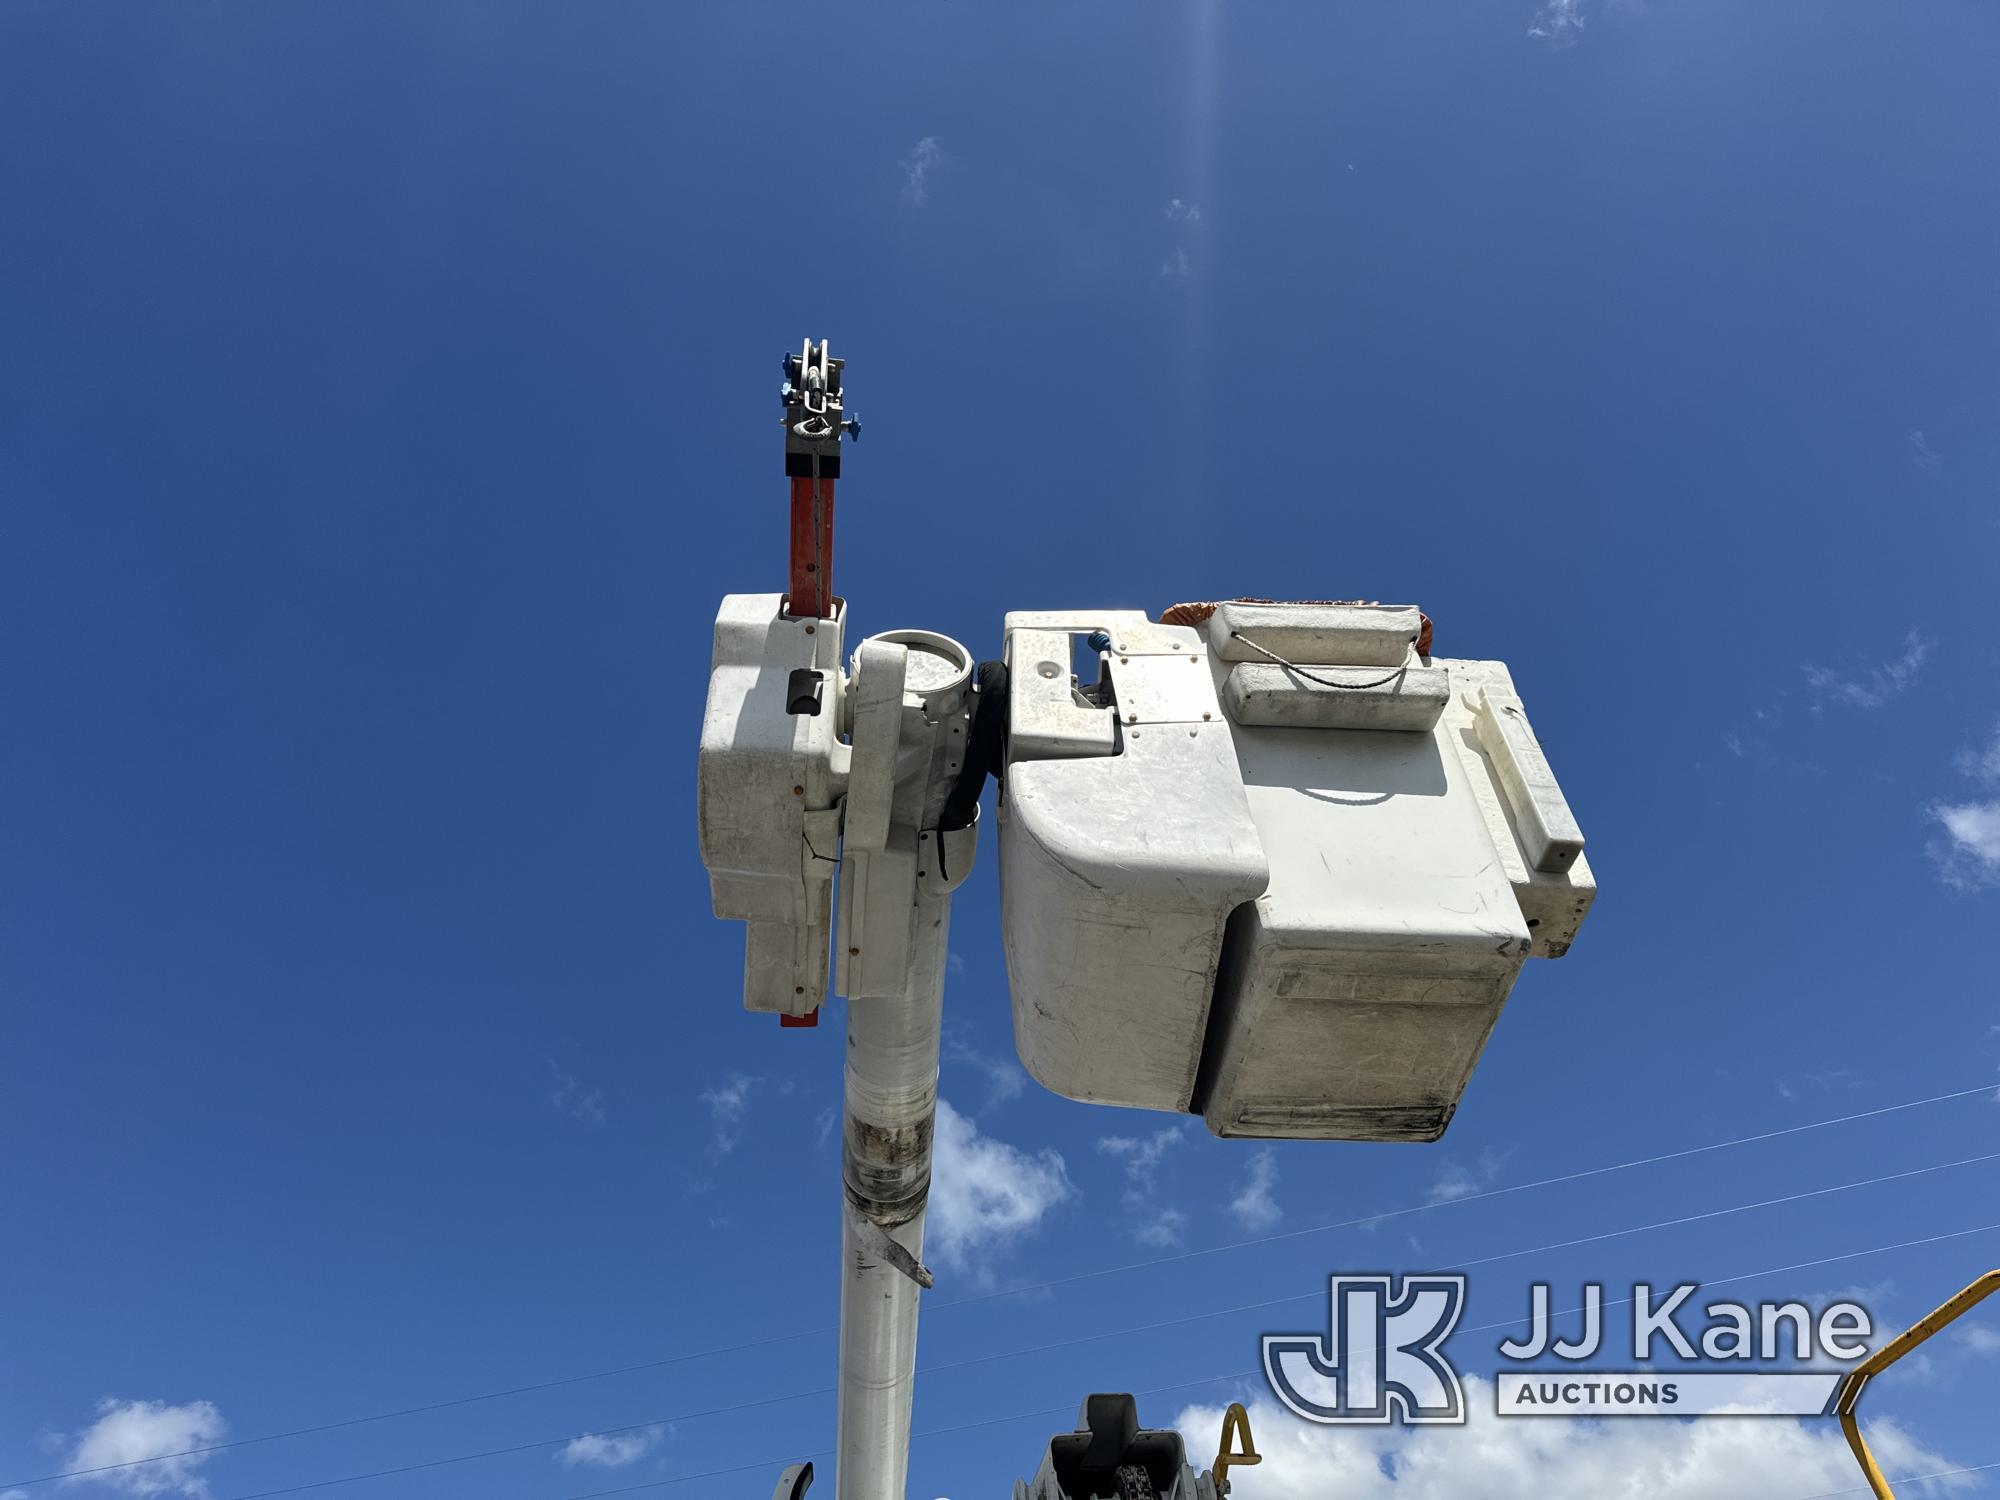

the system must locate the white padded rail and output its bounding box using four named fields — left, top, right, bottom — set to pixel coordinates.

left=1473, top=686, right=1585, bottom=874
left=1205, top=602, right=1423, bottom=668
left=1222, top=661, right=1451, bottom=732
